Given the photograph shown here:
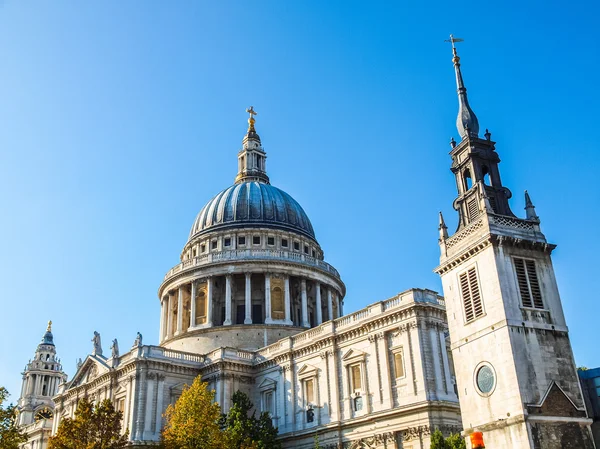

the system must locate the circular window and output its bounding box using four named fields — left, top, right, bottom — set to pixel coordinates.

left=475, top=363, right=496, bottom=396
